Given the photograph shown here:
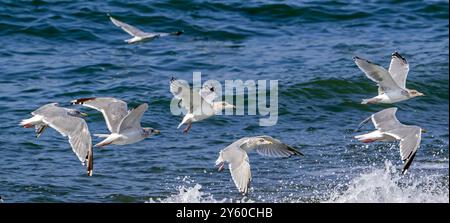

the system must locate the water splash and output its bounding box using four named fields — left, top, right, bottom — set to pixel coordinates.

left=147, top=184, right=226, bottom=203
left=326, top=161, right=449, bottom=203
